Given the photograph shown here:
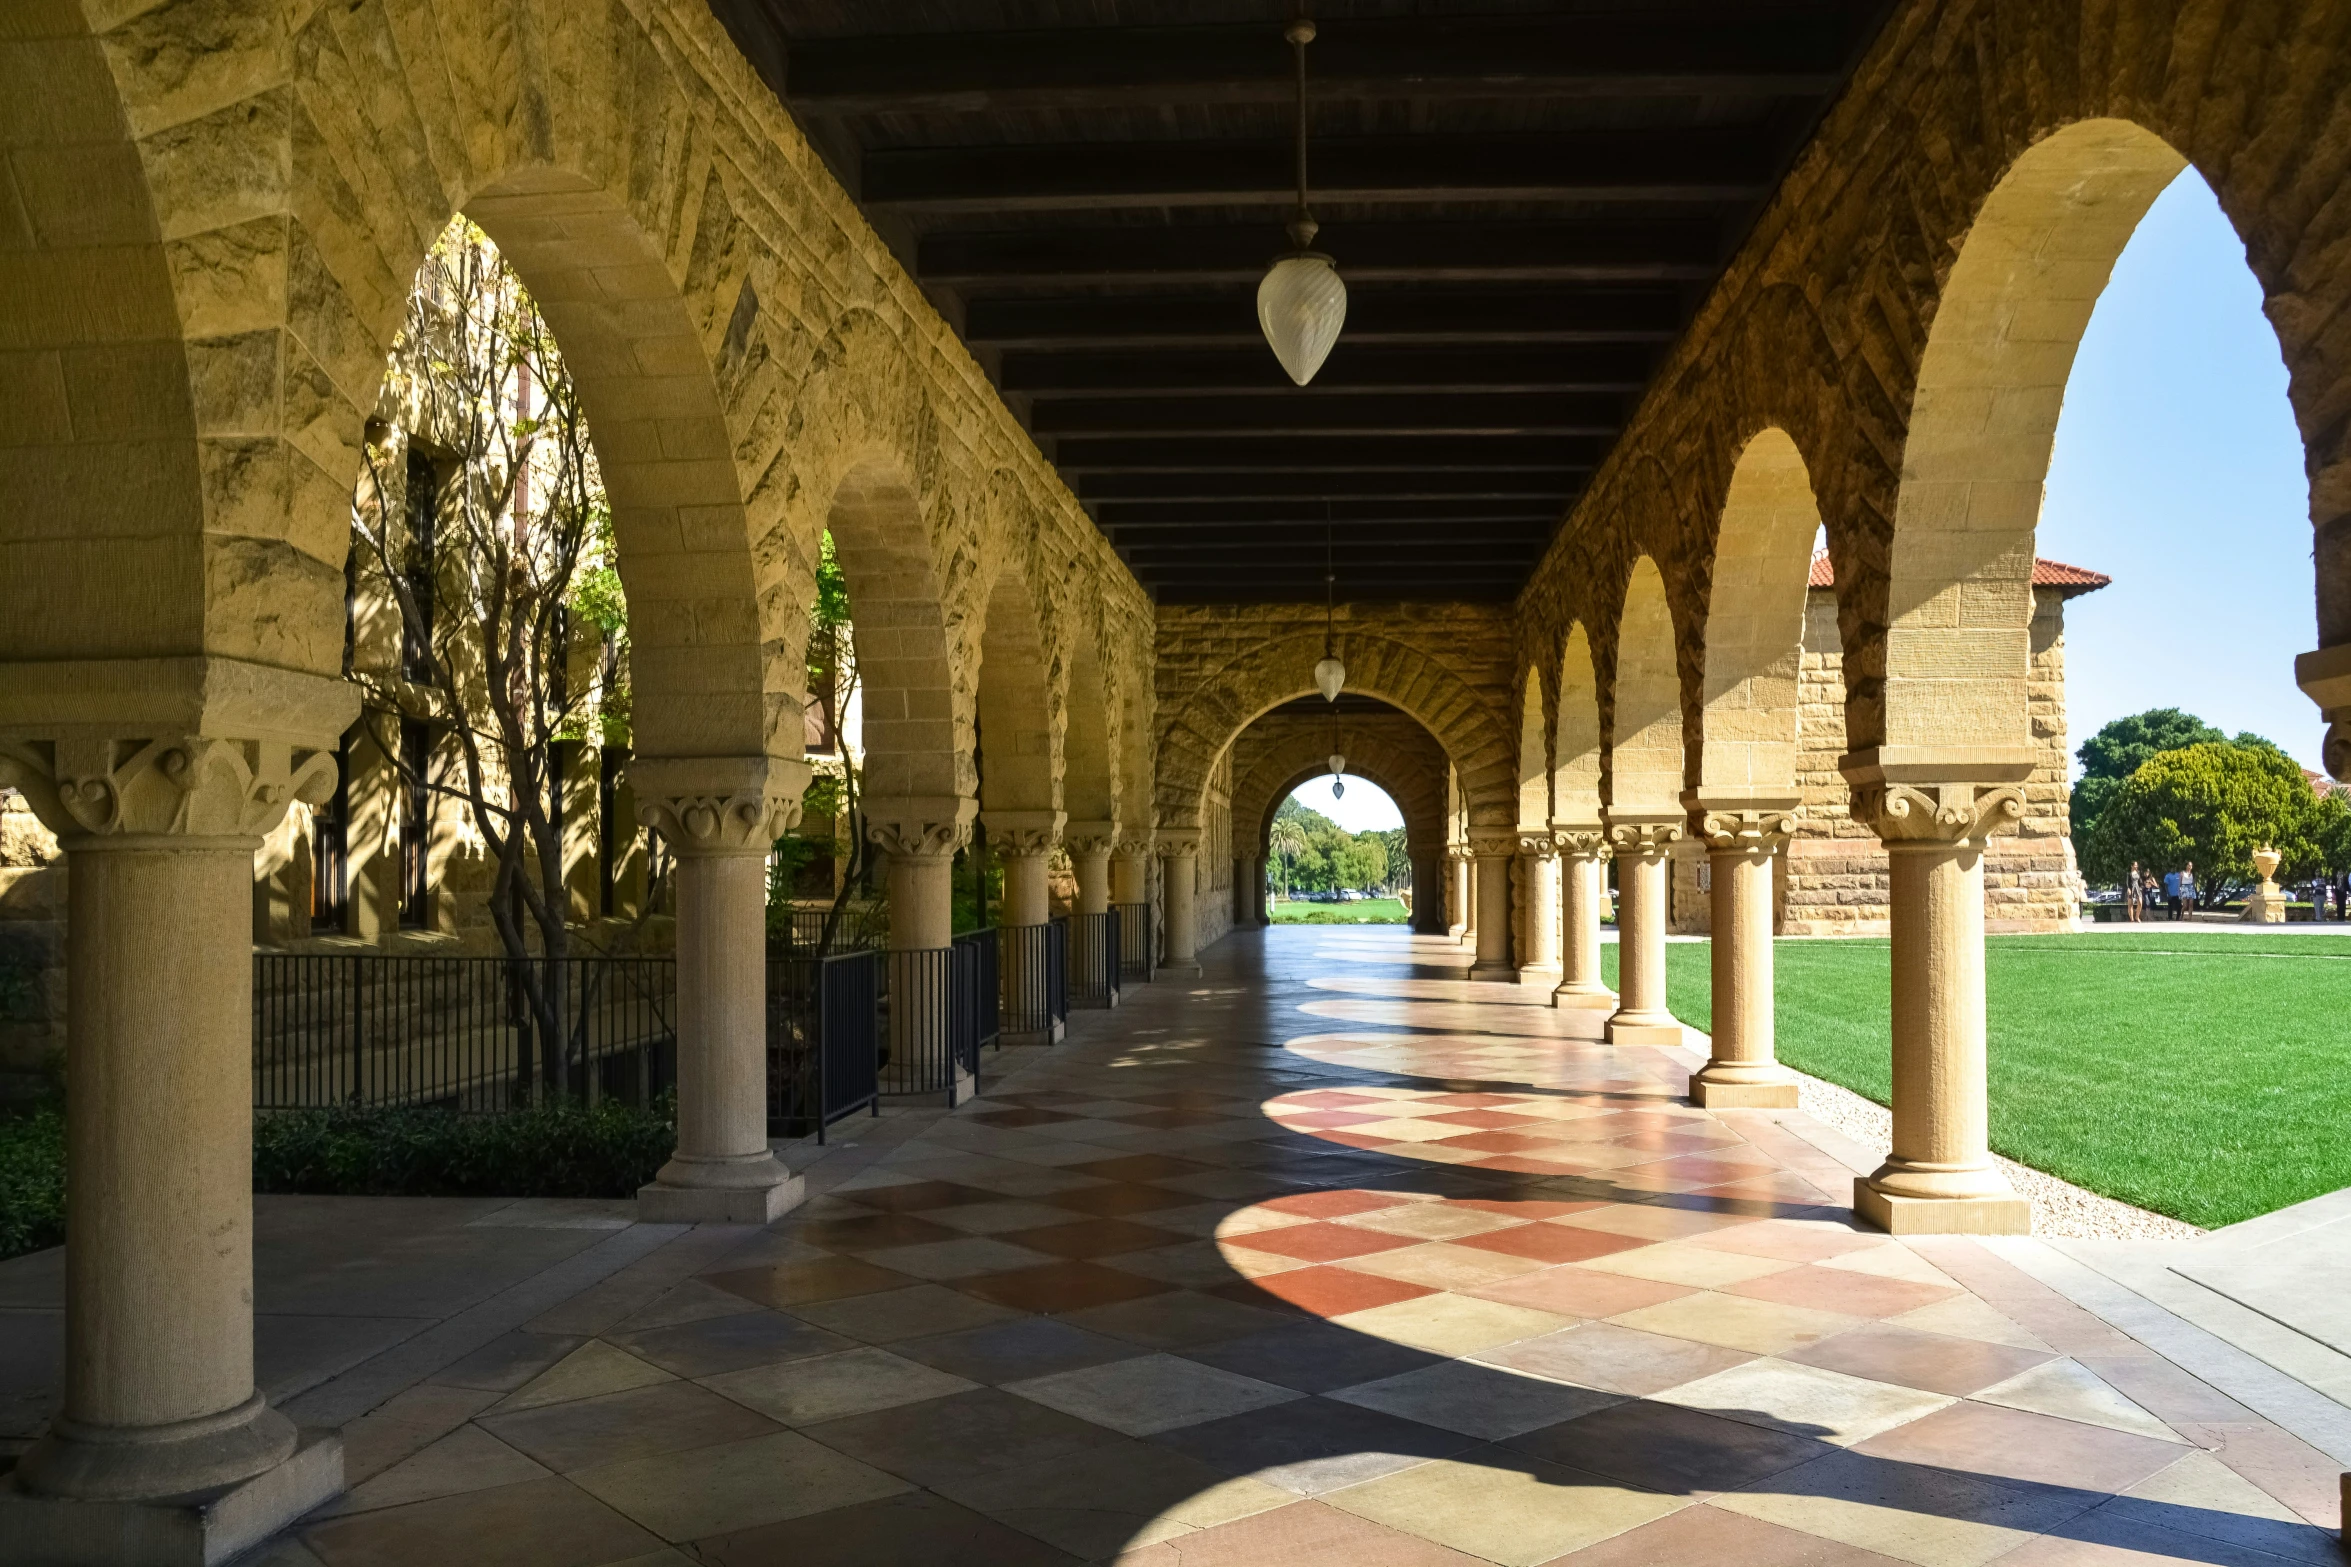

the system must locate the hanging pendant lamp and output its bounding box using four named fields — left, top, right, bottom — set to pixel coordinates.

left=1314, top=521, right=1345, bottom=701
left=1329, top=704, right=1346, bottom=799
left=1258, top=13, right=1345, bottom=386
